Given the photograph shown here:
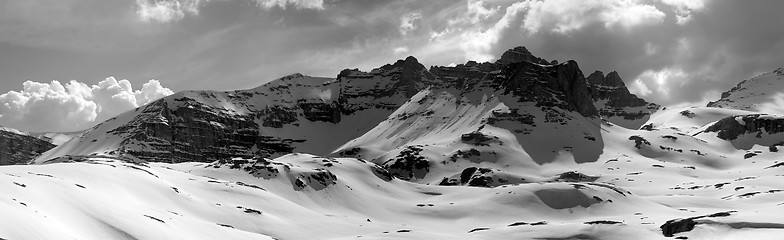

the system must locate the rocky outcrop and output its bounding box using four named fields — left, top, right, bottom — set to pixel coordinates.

left=0, top=128, right=55, bottom=165
left=383, top=146, right=430, bottom=181
left=497, top=60, right=598, bottom=118
left=337, top=56, right=437, bottom=114
left=438, top=167, right=528, bottom=188
left=704, top=114, right=784, bottom=140
left=660, top=211, right=734, bottom=237
left=587, top=71, right=660, bottom=129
